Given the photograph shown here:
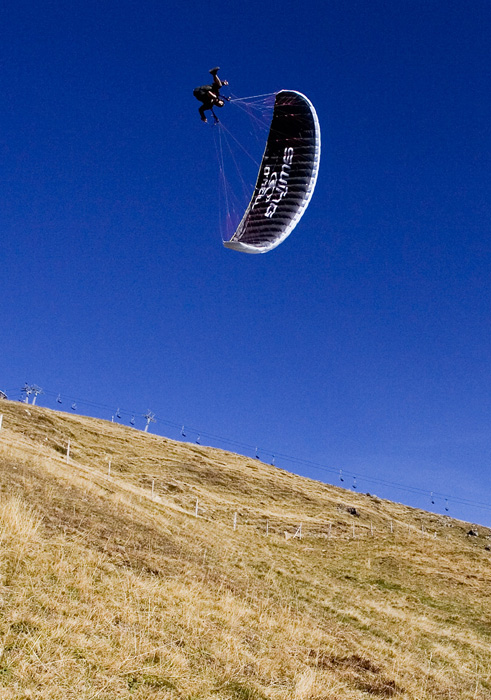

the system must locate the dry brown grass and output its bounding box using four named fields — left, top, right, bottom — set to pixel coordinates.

left=0, top=399, right=490, bottom=699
